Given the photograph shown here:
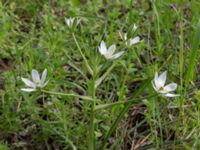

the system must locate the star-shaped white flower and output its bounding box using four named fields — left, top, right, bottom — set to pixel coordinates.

left=124, top=33, right=140, bottom=46
left=65, top=17, right=80, bottom=28
left=98, top=41, right=125, bottom=60
left=152, top=71, right=179, bottom=97
left=21, top=69, right=49, bottom=92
